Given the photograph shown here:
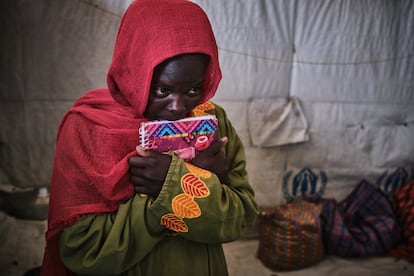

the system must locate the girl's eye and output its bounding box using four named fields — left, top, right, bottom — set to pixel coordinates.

left=187, top=87, right=202, bottom=96
left=153, top=87, right=170, bottom=97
